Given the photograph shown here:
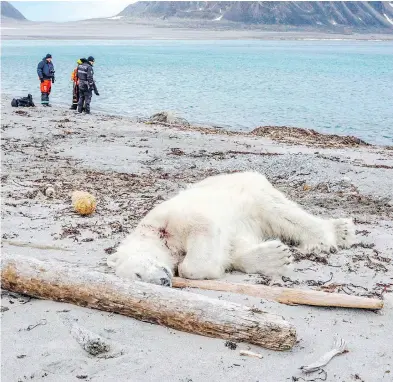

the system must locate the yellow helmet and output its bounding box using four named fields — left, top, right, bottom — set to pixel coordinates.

left=77, top=59, right=83, bottom=65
